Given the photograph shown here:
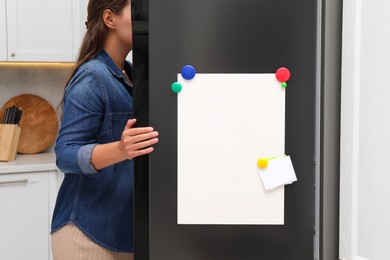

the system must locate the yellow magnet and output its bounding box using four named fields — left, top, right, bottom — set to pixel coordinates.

left=257, top=158, right=268, bottom=169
